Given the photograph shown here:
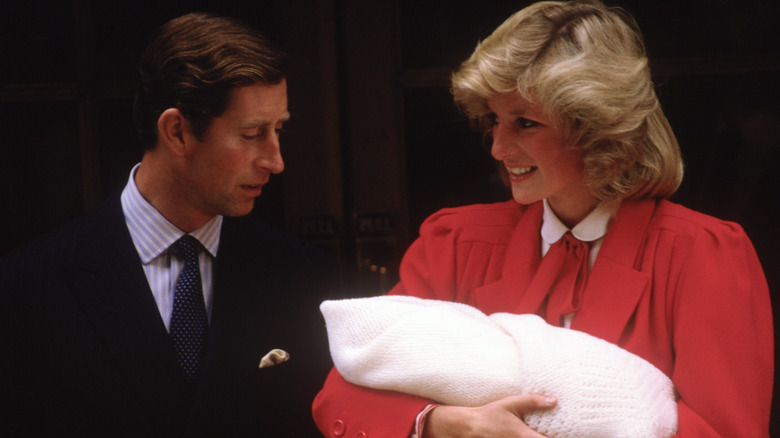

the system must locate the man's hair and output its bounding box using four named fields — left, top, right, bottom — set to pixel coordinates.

left=451, top=0, right=683, bottom=201
left=133, top=12, right=287, bottom=150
